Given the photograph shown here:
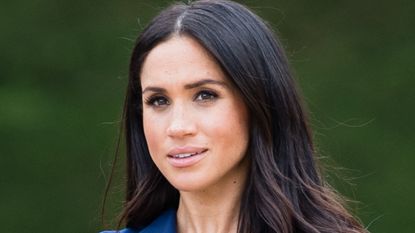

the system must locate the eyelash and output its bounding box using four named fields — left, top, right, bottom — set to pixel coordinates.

left=144, top=90, right=219, bottom=107
left=195, top=90, right=218, bottom=102
left=144, top=95, right=169, bottom=107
